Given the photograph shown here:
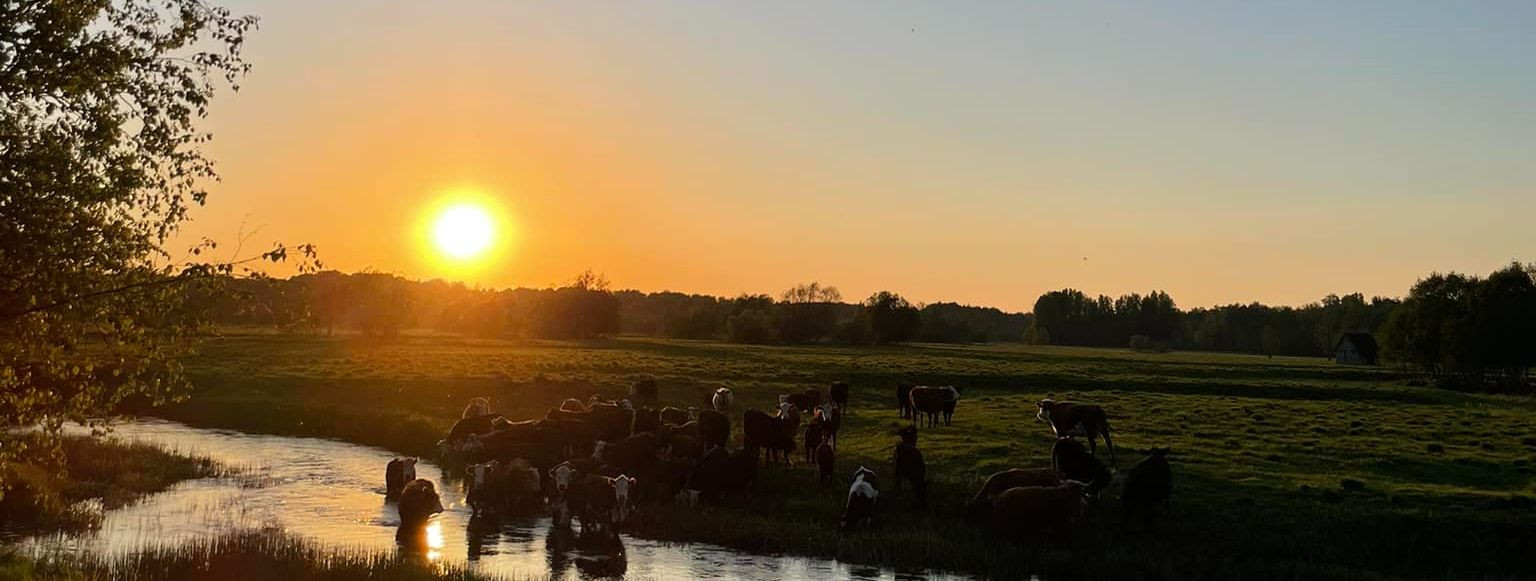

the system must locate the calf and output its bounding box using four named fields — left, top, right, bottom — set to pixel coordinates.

left=385, top=457, right=417, bottom=499
left=1035, top=399, right=1115, bottom=460
left=697, top=409, right=730, bottom=450
left=711, top=387, right=734, bottom=414
left=829, top=381, right=850, bottom=410
left=816, top=440, right=836, bottom=487
left=991, top=481, right=1088, bottom=536
left=841, top=466, right=880, bottom=531
left=629, top=379, right=659, bottom=408
left=659, top=406, right=692, bottom=426
left=1051, top=438, right=1111, bottom=494
left=966, top=468, right=1063, bottom=515
left=892, top=427, right=927, bottom=507
left=1122, top=447, right=1172, bottom=525
left=909, top=386, right=960, bottom=427
left=896, top=384, right=915, bottom=419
